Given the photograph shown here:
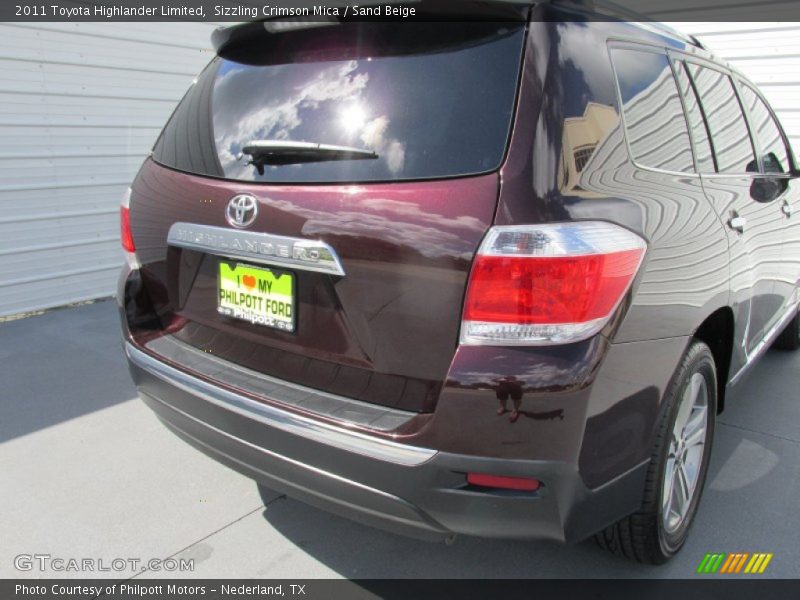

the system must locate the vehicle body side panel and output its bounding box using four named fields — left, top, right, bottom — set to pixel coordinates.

left=498, top=14, right=731, bottom=347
